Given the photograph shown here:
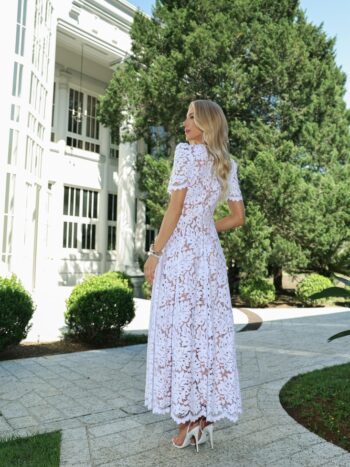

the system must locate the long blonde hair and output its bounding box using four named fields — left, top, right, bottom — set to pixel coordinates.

left=191, top=100, right=231, bottom=200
